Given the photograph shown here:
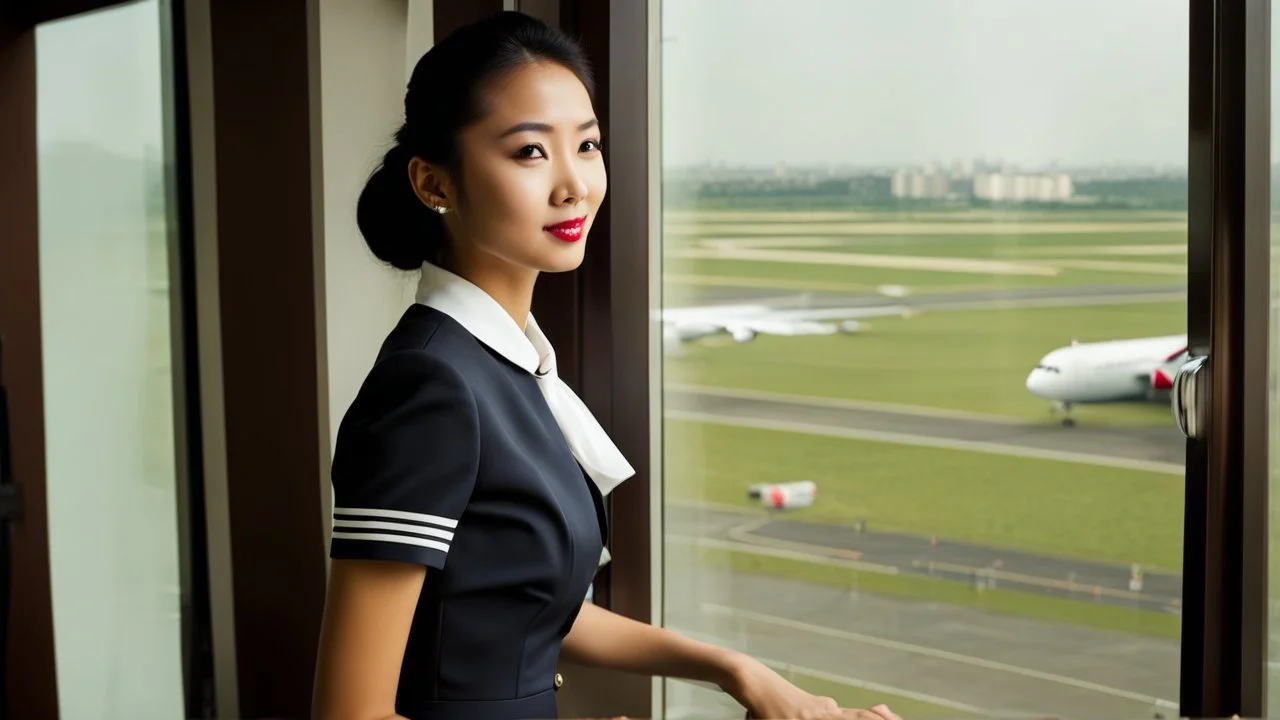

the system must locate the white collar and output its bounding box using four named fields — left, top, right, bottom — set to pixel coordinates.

left=415, top=263, right=635, bottom=496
